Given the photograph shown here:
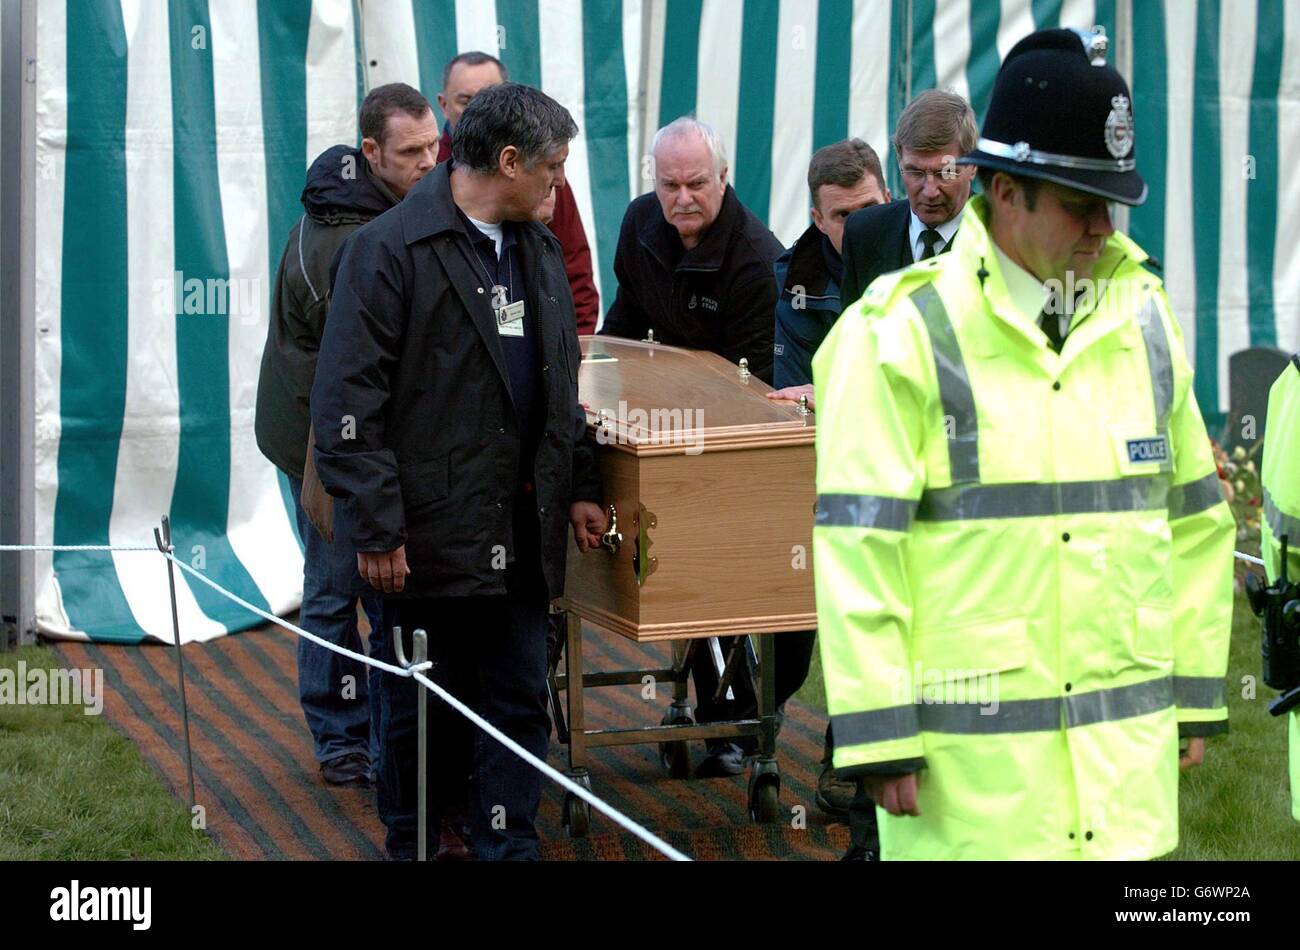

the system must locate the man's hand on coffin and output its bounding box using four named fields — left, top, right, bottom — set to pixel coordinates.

left=569, top=501, right=607, bottom=553
left=765, top=384, right=815, bottom=410
left=865, top=772, right=921, bottom=817
left=357, top=545, right=411, bottom=593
